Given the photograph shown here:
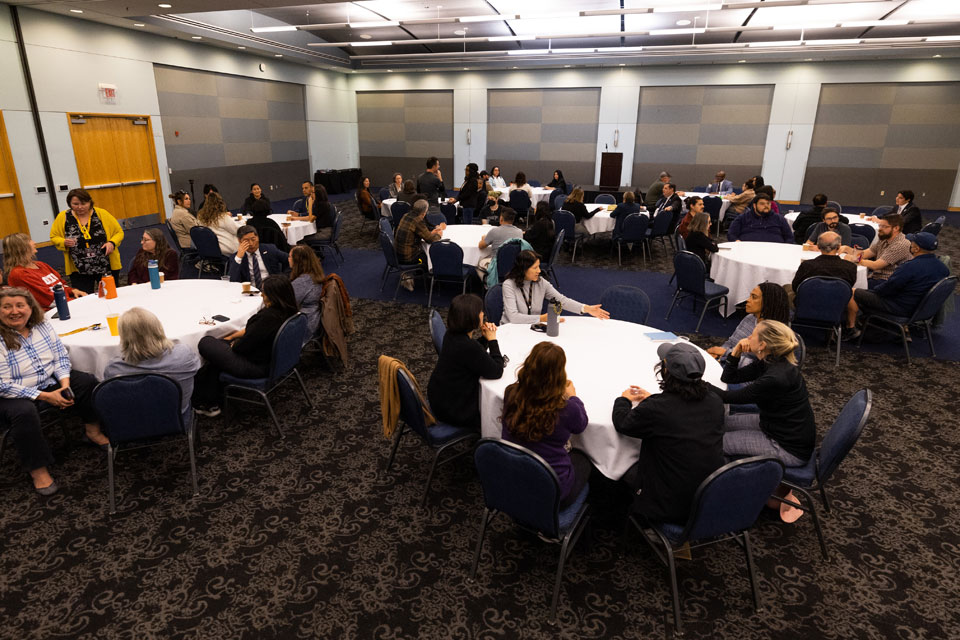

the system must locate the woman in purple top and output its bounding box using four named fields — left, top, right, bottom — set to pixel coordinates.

left=500, top=342, right=592, bottom=508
